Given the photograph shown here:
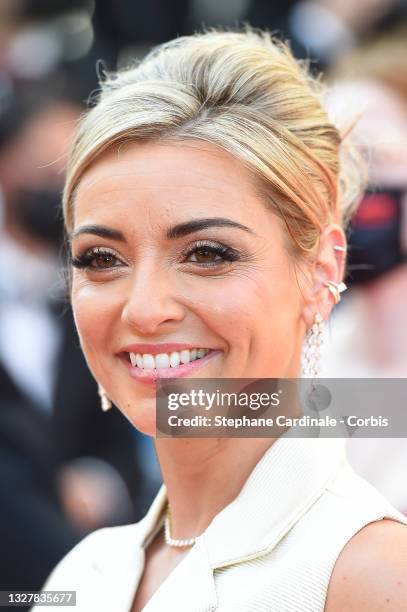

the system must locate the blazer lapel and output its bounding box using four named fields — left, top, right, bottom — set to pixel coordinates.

left=142, top=538, right=217, bottom=612
left=93, top=484, right=218, bottom=612
left=128, top=485, right=217, bottom=612
left=89, top=486, right=168, bottom=611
